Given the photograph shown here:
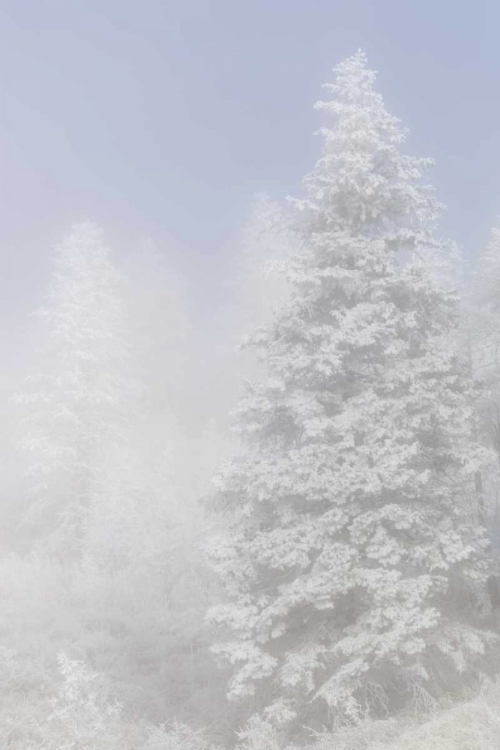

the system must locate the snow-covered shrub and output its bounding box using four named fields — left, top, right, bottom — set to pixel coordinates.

left=235, top=715, right=282, bottom=750
left=49, top=653, right=122, bottom=746
left=310, top=677, right=500, bottom=750
left=144, top=721, right=209, bottom=750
